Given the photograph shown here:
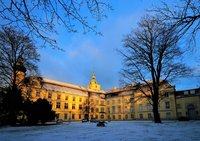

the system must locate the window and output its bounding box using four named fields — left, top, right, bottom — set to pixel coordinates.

left=100, top=114, right=104, bottom=119
left=131, top=105, right=134, bottom=112
left=72, top=104, right=75, bottom=109
left=36, top=91, right=40, bottom=97
left=91, top=108, right=94, bottom=112
left=131, top=114, right=134, bottom=119
left=64, top=113, right=68, bottom=119
left=112, top=106, right=115, bottom=113
left=190, top=90, right=195, bottom=95
left=125, top=106, right=128, bottom=113
left=107, top=108, right=110, bottom=113
left=100, top=100, right=104, bottom=105
left=164, top=92, right=169, bottom=97
left=146, top=104, right=152, bottom=110
left=65, top=96, right=68, bottom=101
left=112, top=115, right=115, bottom=120
left=96, top=100, right=99, bottom=105
left=100, top=107, right=104, bottom=112
left=139, top=114, right=143, bottom=119
left=27, top=90, right=31, bottom=96
left=107, top=100, right=110, bottom=105
left=96, top=115, right=98, bottom=119
left=72, top=114, right=75, bottom=119
left=96, top=108, right=99, bottom=112
left=118, top=99, right=121, bottom=104
left=184, top=91, right=189, bottom=95
left=138, top=104, right=143, bottom=110
left=56, top=102, right=60, bottom=109
left=112, top=100, right=115, bottom=105
left=73, top=97, right=76, bottom=102
left=57, top=94, right=60, bottom=100
left=176, top=104, right=181, bottom=109
left=48, top=92, right=52, bottom=99
left=79, top=104, right=82, bottom=110
left=118, top=115, right=121, bottom=120
left=79, top=98, right=82, bottom=102
left=166, top=112, right=171, bottom=119
left=125, top=114, right=128, bottom=119
left=64, top=103, right=68, bottom=109
left=148, top=113, right=152, bottom=119
left=165, top=101, right=170, bottom=109
left=118, top=106, right=121, bottom=113
left=79, top=114, right=82, bottom=119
